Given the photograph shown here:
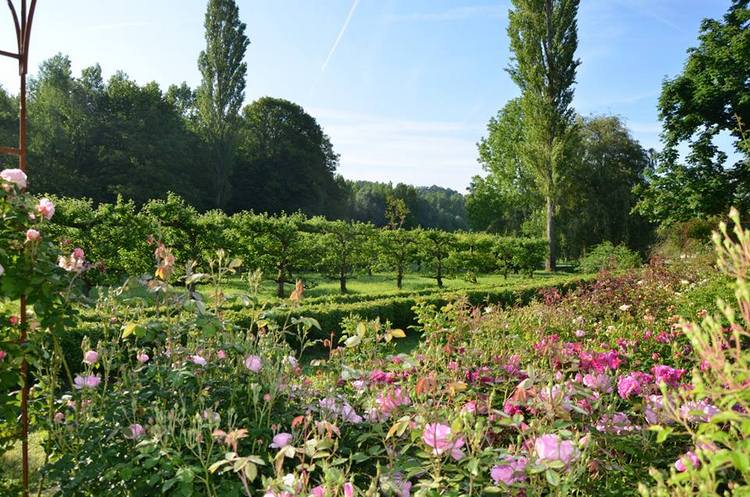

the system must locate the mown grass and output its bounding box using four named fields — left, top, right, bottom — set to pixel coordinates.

left=0, top=431, right=49, bottom=494
left=218, top=270, right=571, bottom=303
